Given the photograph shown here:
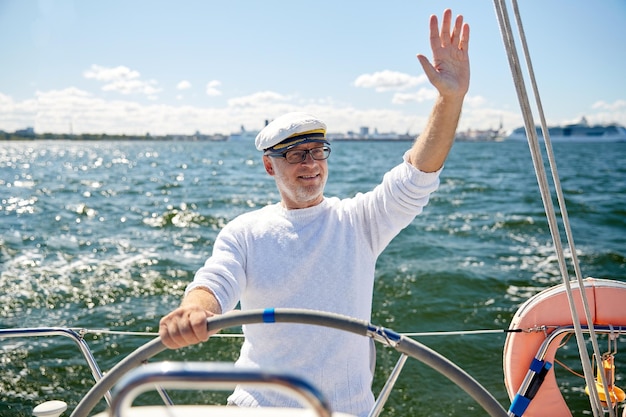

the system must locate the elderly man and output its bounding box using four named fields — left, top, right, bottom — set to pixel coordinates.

left=159, top=8, right=469, bottom=417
